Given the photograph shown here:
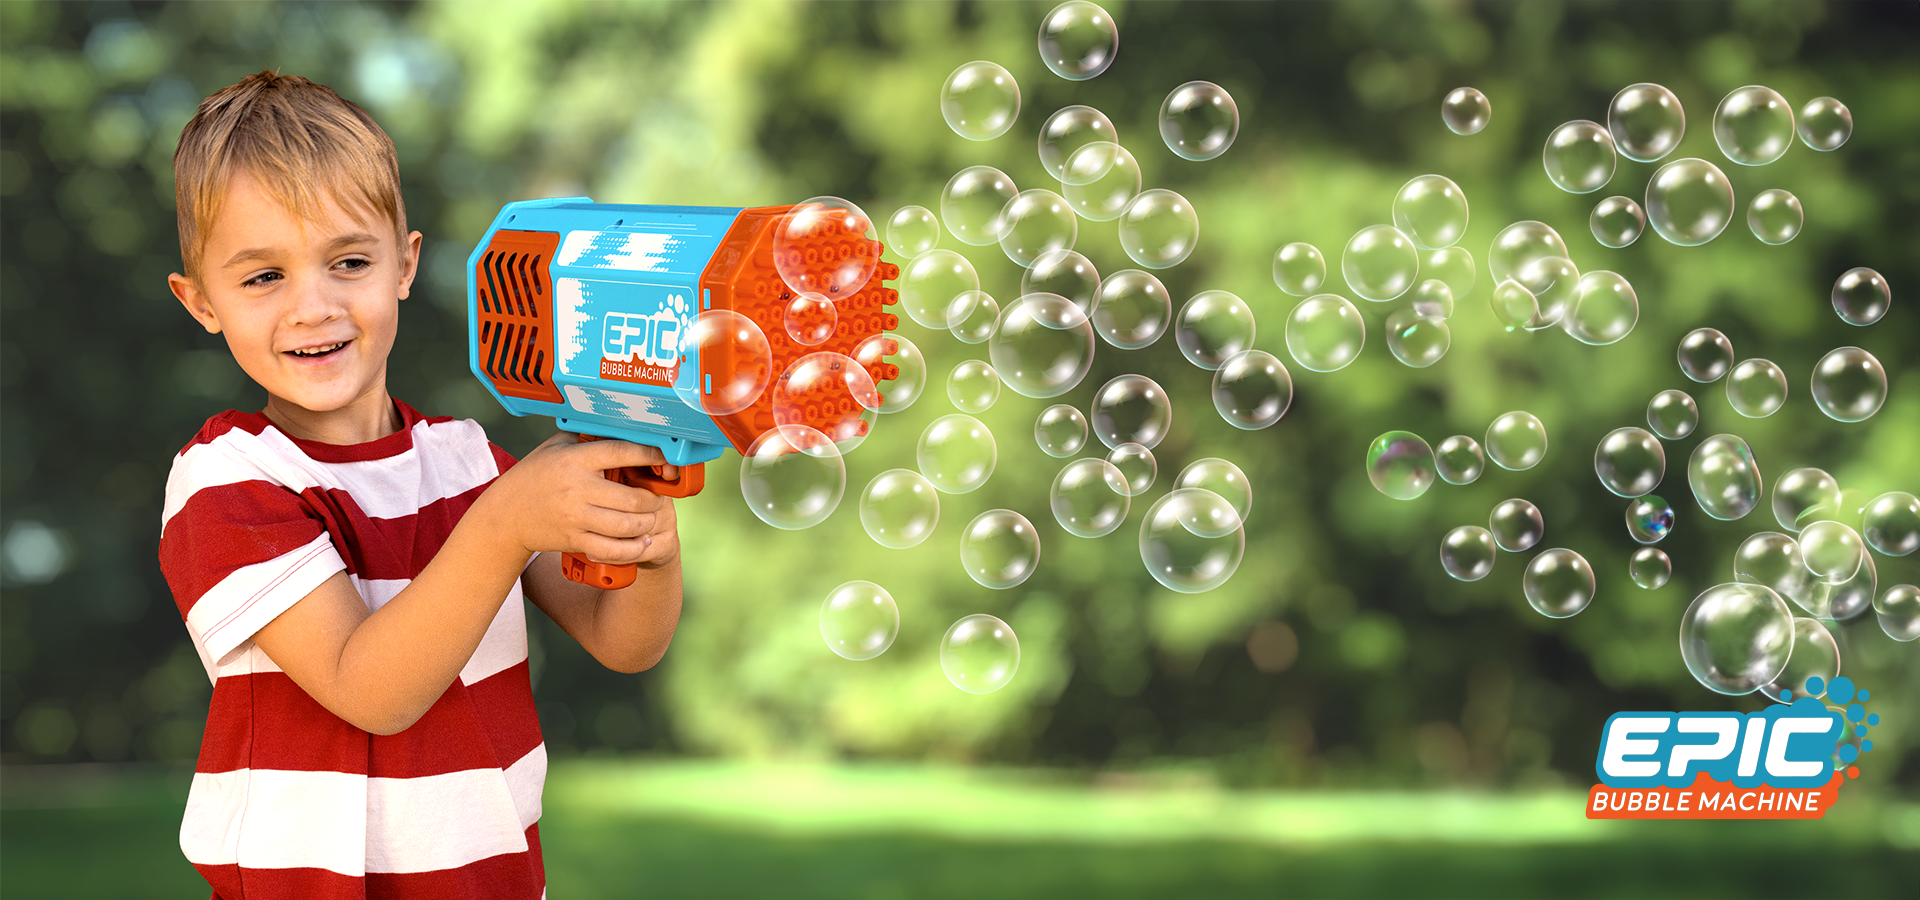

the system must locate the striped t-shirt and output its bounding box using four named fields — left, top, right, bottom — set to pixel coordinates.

left=159, top=398, right=546, bottom=899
